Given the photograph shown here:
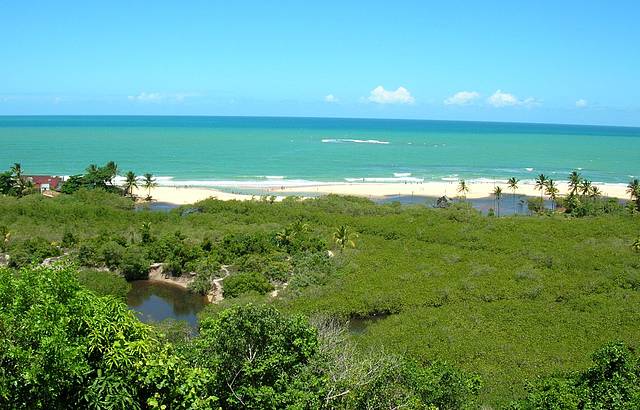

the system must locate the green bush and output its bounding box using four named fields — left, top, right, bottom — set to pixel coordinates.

left=289, top=251, right=336, bottom=289
left=77, top=241, right=99, bottom=267
left=218, top=232, right=274, bottom=263
left=517, top=341, right=640, bottom=409
left=77, top=269, right=131, bottom=300
left=223, top=271, right=273, bottom=298
left=119, top=246, right=150, bottom=280
left=188, top=271, right=214, bottom=295
left=235, top=252, right=291, bottom=282
left=0, top=265, right=217, bottom=409
left=185, top=255, right=221, bottom=278
left=188, top=304, right=323, bottom=409
left=8, top=237, right=60, bottom=268
left=99, top=240, right=125, bottom=270
left=164, top=255, right=183, bottom=277
left=61, top=229, right=78, bottom=248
